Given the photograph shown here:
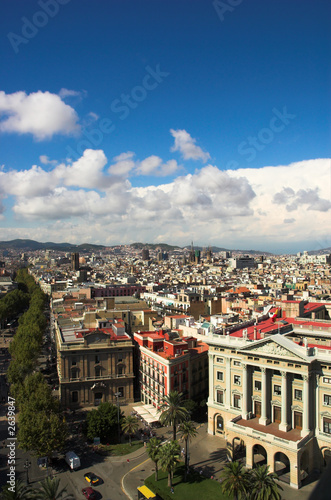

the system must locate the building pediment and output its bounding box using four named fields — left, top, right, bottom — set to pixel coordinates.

left=238, top=334, right=309, bottom=361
